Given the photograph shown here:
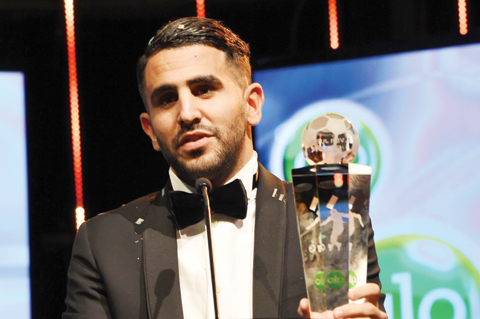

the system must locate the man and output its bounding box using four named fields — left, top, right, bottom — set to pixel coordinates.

left=63, top=17, right=387, bottom=319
